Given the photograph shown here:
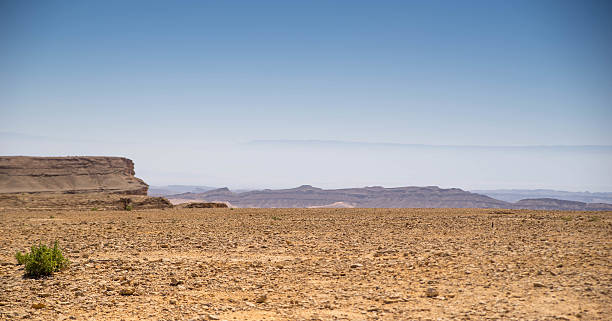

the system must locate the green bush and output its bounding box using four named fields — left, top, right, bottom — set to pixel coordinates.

left=15, top=241, right=69, bottom=278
